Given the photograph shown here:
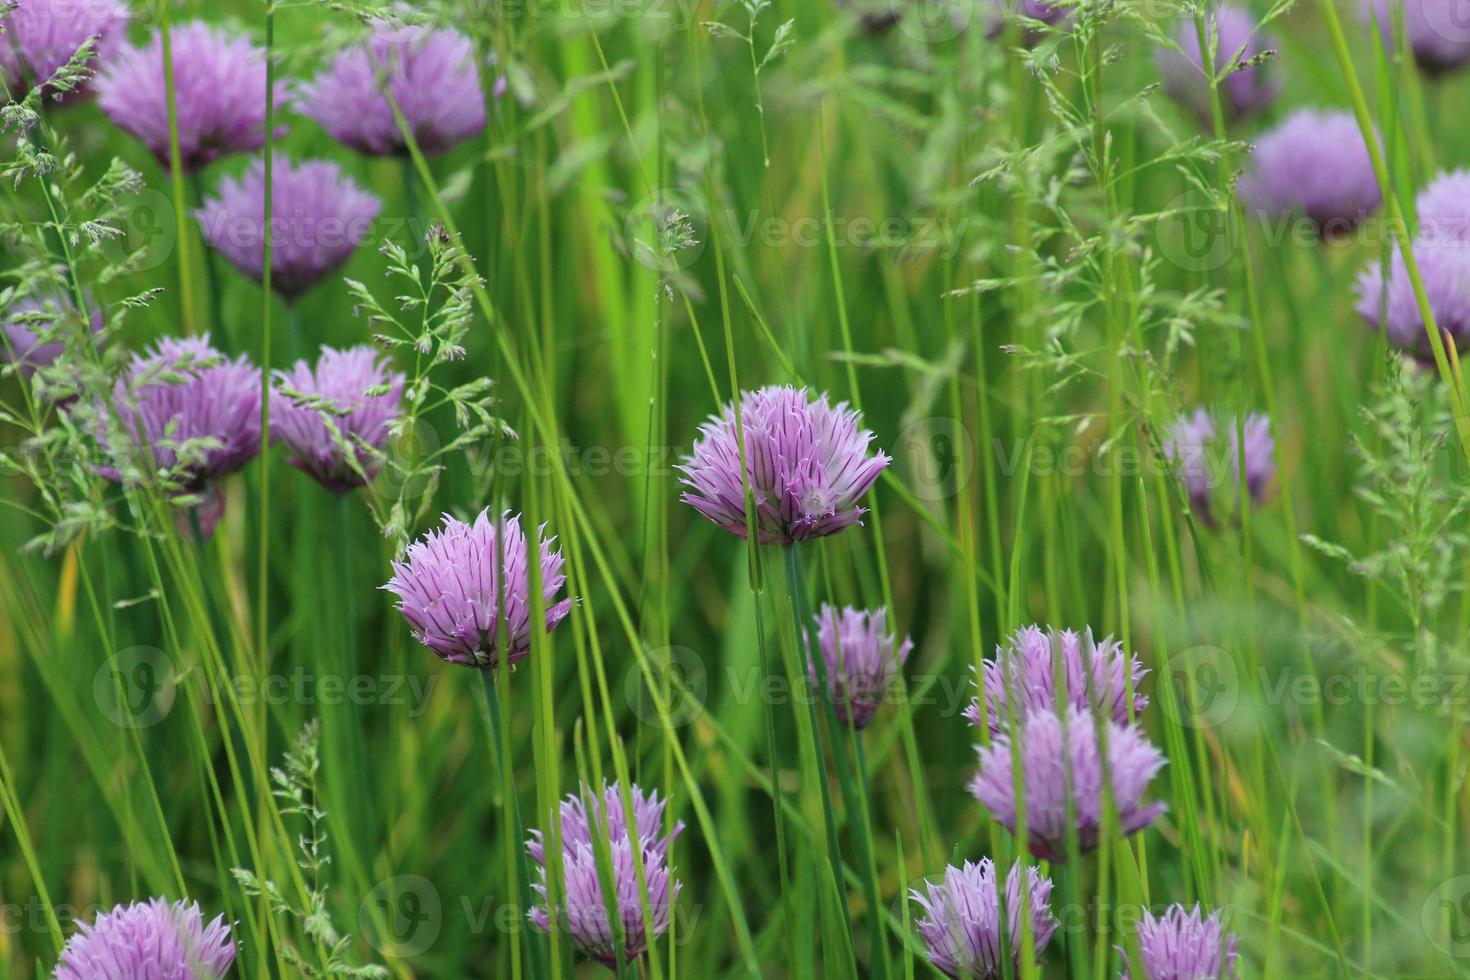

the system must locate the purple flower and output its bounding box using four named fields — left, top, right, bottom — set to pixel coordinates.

left=1163, top=408, right=1276, bottom=526
left=270, top=345, right=403, bottom=493
left=970, top=706, right=1167, bottom=861
left=0, top=0, right=130, bottom=101
left=1355, top=238, right=1470, bottom=363
left=1238, top=109, right=1383, bottom=237
left=1124, top=904, right=1241, bottom=980
left=807, top=604, right=912, bottom=729
left=97, top=335, right=261, bottom=535
left=679, top=386, right=890, bottom=544
left=965, top=625, right=1148, bottom=736
left=2, top=292, right=102, bottom=377
left=910, top=859, right=1058, bottom=979
left=985, top=0, right=1070, bottom=41
left=1367, top=0, right=1470, bottom=75
left=1416, top=169, right=1470, bottom=242
left=298, top=22, right=491, bottom=157
left=527, top=782, right=684, bottom=965
left=382, top=509, right=573, bottom=669
left=97, top=21, right=289, bottom=173
left=55, top=898, right=236, bottom=980
left=195, top=156, right=381, bottom=301
left=1157, top=6, right=1279, bottom=125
